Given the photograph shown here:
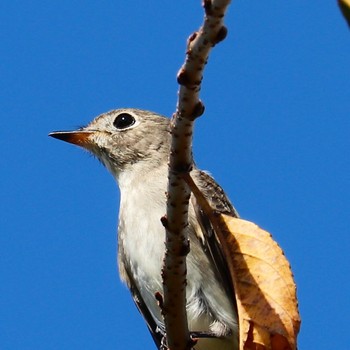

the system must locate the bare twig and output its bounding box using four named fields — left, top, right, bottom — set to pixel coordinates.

left=161, top=1, right=232, bottom=349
